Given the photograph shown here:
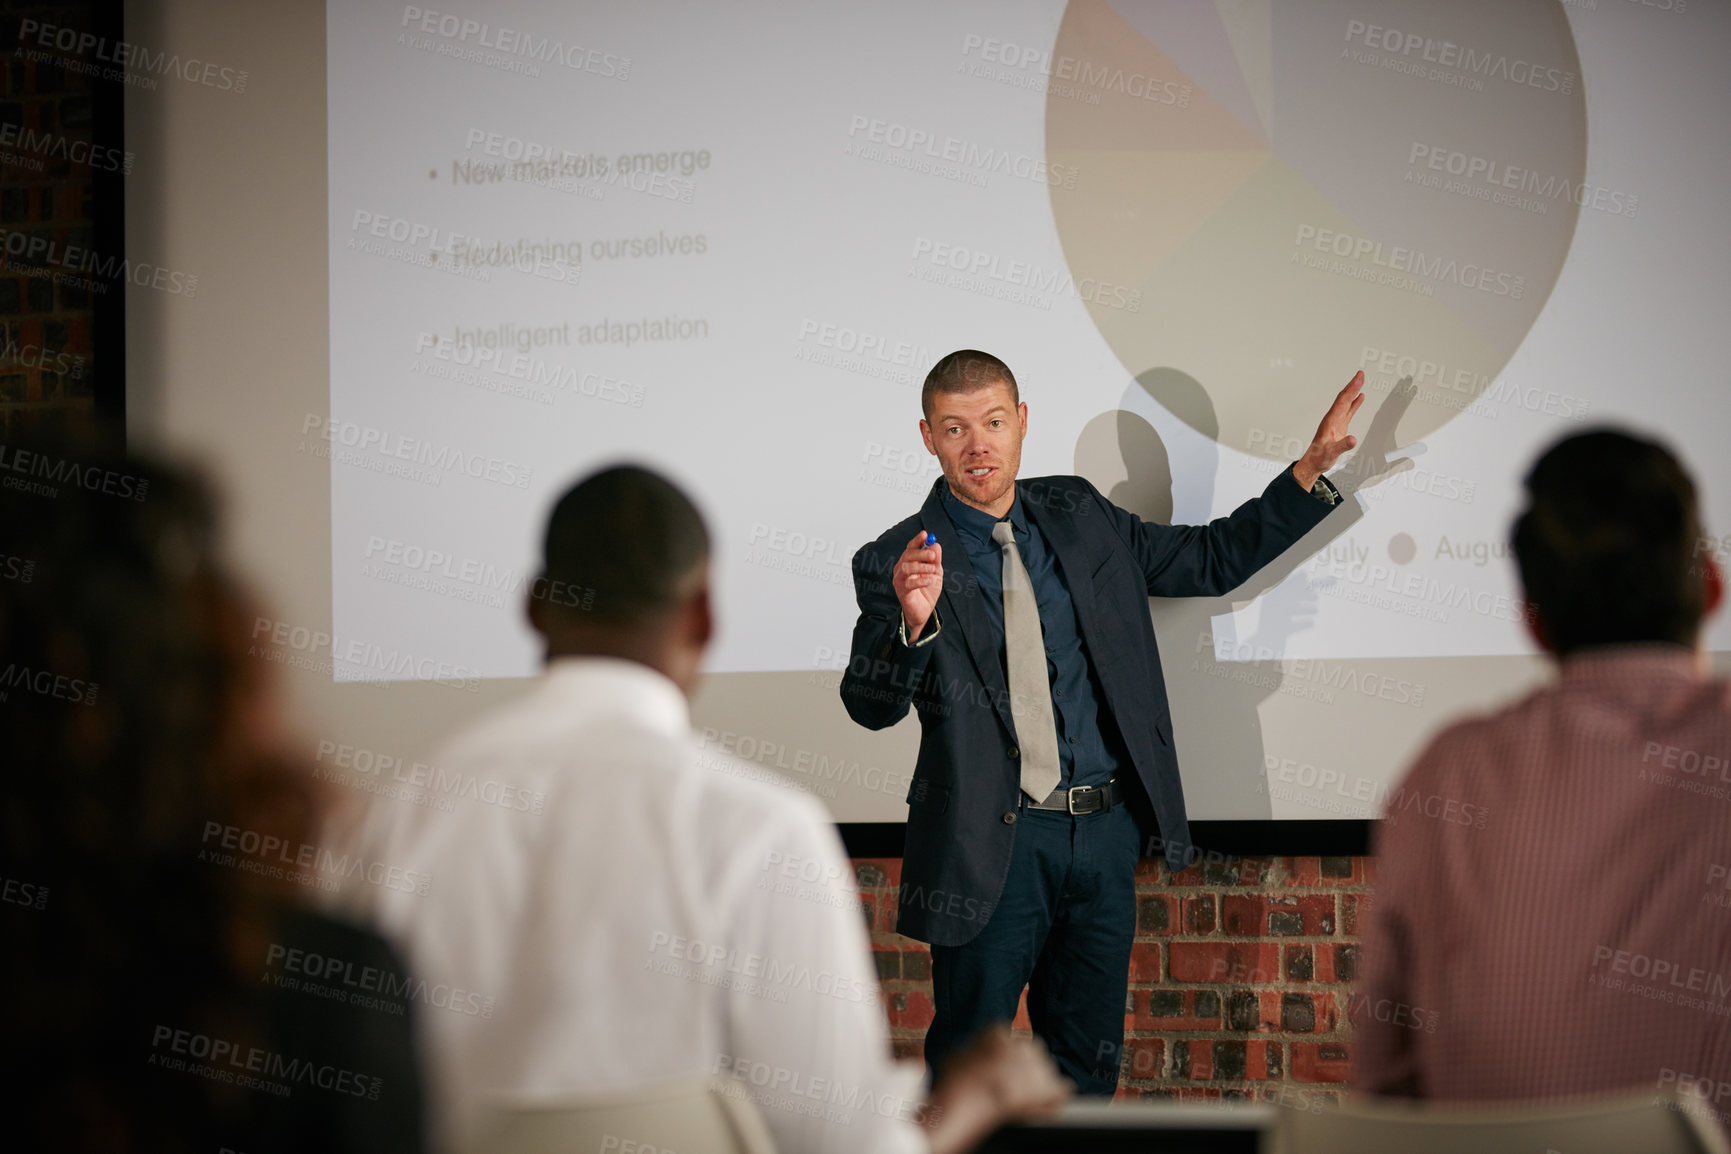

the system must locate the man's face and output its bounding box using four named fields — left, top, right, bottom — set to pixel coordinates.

left=919, top=380, right=1027, bottom=516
